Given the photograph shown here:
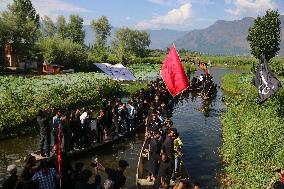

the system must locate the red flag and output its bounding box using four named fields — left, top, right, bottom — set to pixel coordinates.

left=57, top=126, right=62, bottom=178
left=161, top=45, right=189, bottom=96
